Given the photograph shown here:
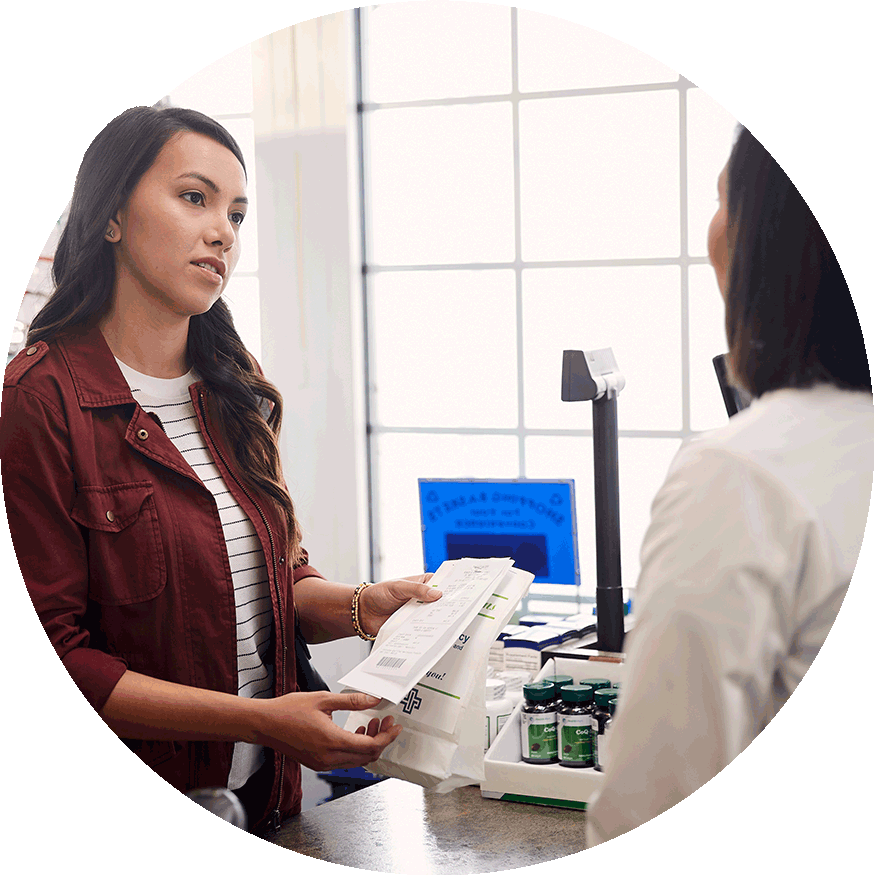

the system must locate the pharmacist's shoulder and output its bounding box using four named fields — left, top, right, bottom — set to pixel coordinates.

left=671, top=385, right=873, bottom=490
left=678, top=384, right=874, bottom=471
